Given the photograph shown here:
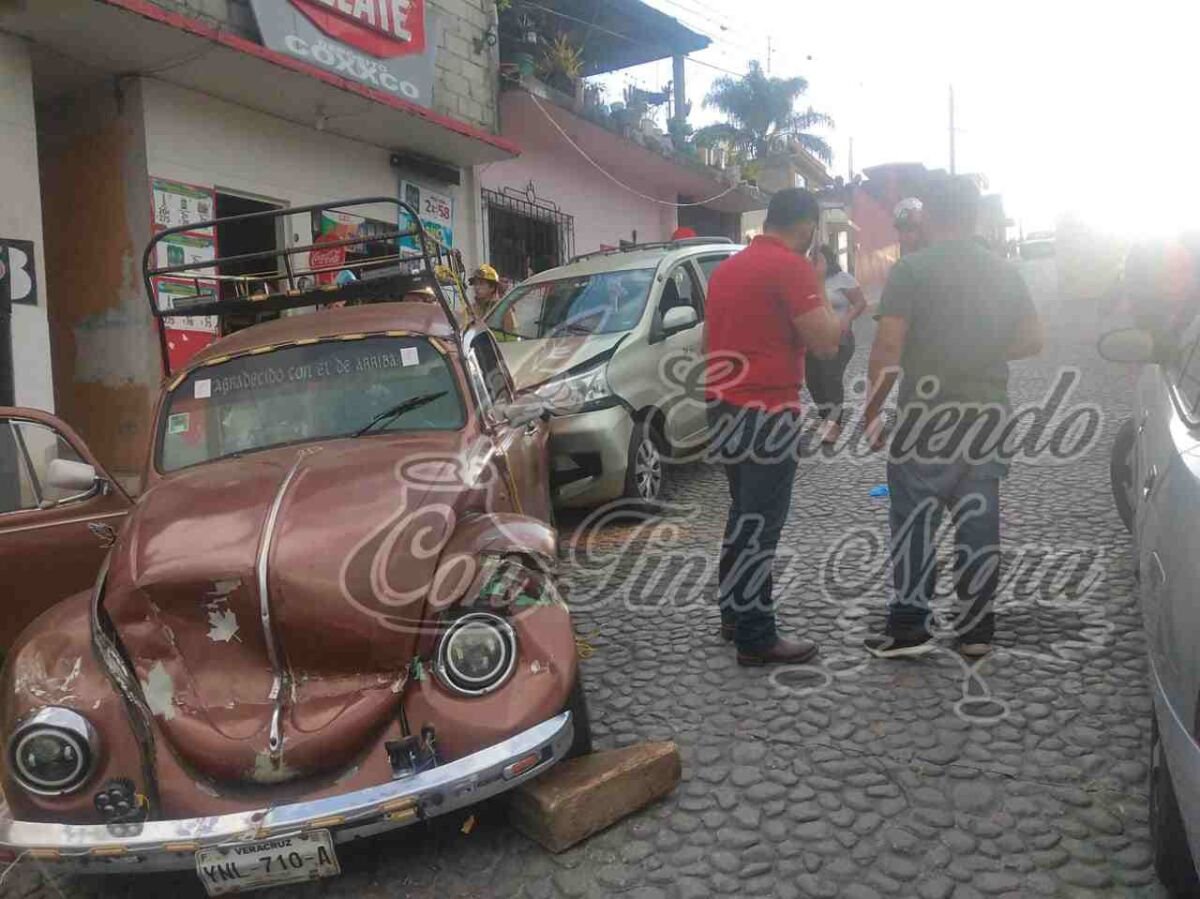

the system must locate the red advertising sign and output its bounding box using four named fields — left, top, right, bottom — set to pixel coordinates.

left=309, top=232, right=348, bottom=285
left=290, top=0, right=427, bottom=58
